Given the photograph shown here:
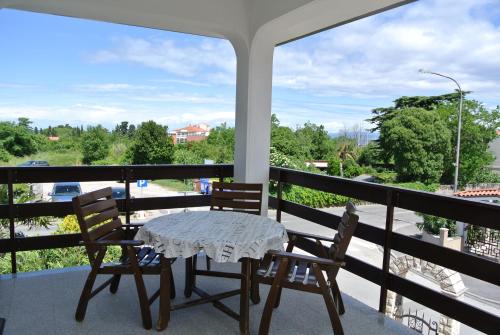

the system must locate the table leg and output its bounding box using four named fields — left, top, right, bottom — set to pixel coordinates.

left=184, top=257, right=193, bottom=298
left=157, top=256, right=171, bottom=331
left=240, top=258, right=250, bottom=335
